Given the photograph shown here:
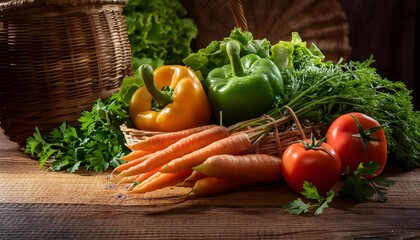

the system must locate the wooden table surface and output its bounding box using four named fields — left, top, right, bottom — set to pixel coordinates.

left=1, top=130, right=419, bottom=240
